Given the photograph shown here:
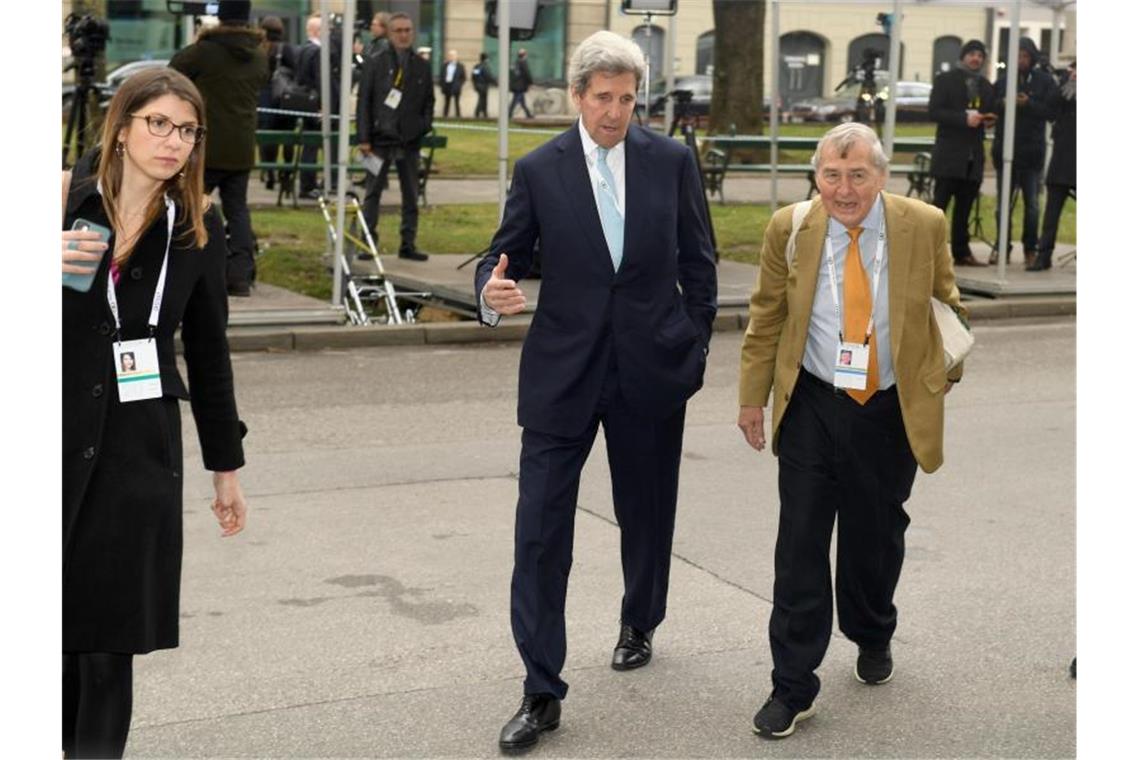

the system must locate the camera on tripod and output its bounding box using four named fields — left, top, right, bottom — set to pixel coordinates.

left=65, top=13, right=110, bottom=76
